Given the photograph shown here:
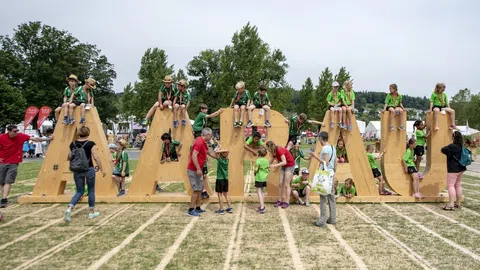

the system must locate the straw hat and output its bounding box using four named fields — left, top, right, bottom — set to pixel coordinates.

left=177, top=79, right=188, bottom=87
left=85, top=78, right=97, bottom=89
left=118, top=139, right=128, bottom=148
left=163, top=75, right=173, bottom=83
left=66, top=74, right=80, bottom=83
